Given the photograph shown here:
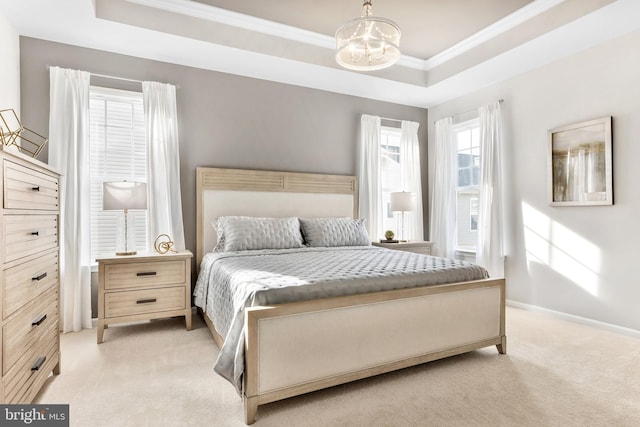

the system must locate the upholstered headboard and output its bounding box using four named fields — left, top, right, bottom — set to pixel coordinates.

left=196, top=167, right=358, bottom=267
